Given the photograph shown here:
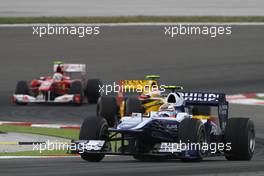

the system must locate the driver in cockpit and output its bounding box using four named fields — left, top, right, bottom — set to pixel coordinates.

left=53, top=64, right=64, bottom=81
left=158, top=92, right=185, bottom=118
